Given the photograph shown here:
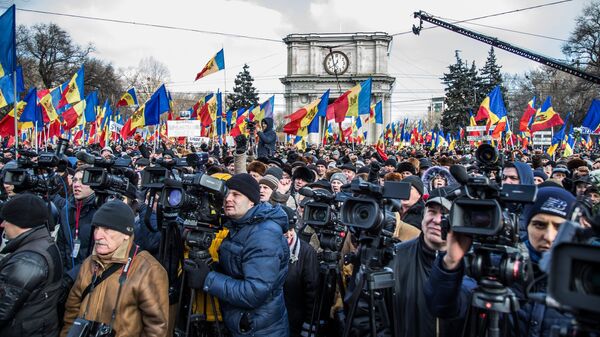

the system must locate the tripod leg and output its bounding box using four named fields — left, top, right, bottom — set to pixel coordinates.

left=209, top=294, right=223, bottom=337
left=186, top=289, right=196, bottom=337
left=342, top=272, right=366, bottom=337
left=310, top=267, right=331, bottom=336
left=368, top=287, right=377, bottom=337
